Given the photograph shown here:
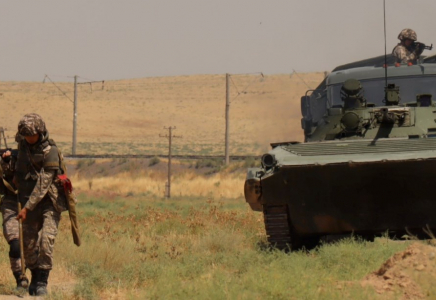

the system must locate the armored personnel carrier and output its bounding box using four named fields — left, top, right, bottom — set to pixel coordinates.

left=245, top=54, right=436, bottom=250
